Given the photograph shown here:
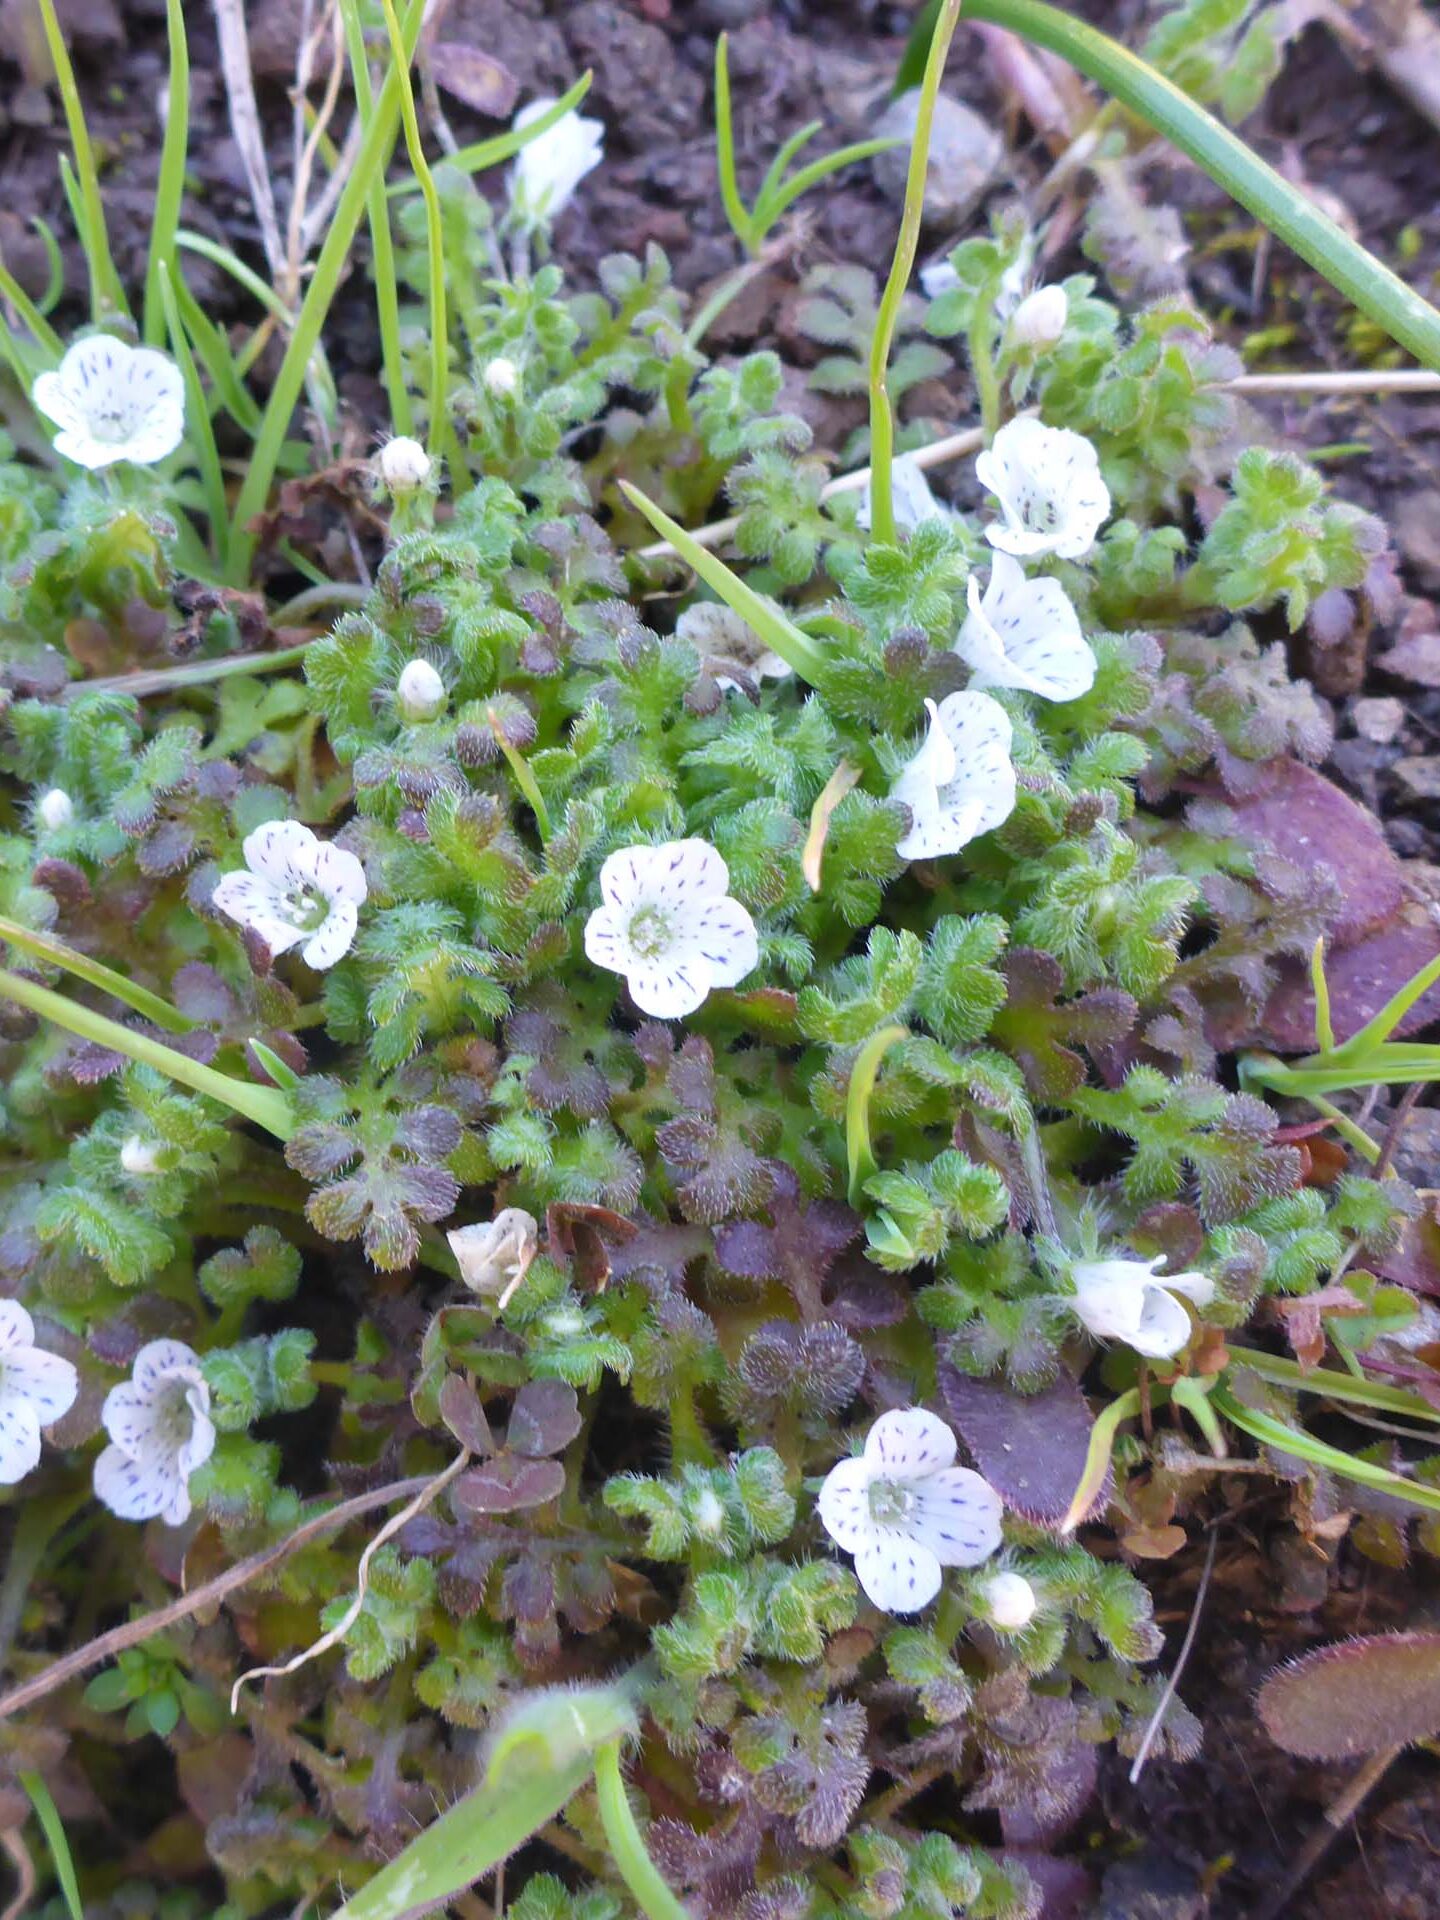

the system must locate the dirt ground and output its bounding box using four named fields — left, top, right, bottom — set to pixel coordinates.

left=4, top=1, right=1440, bottom=1914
